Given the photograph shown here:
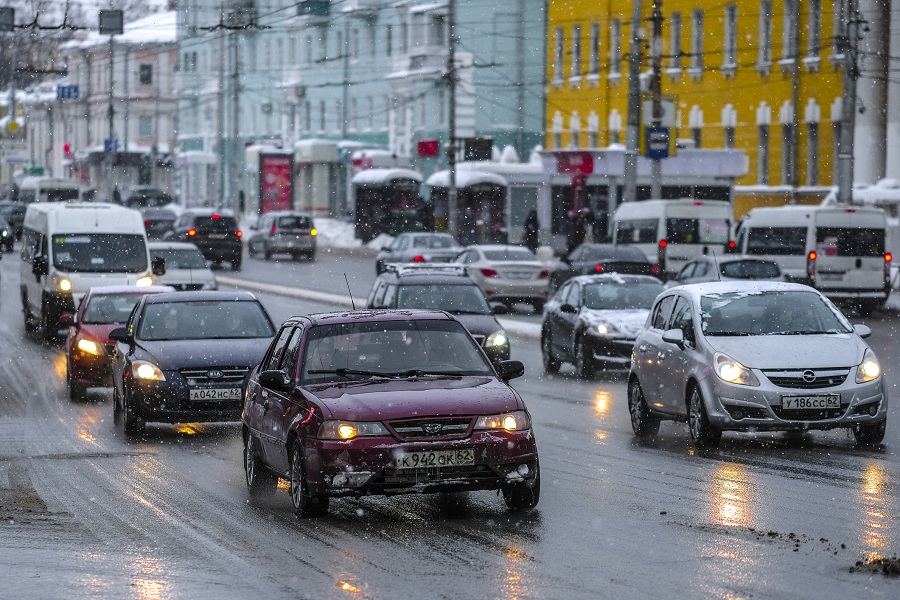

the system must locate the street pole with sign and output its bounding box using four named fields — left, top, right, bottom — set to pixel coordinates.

left=99, top=10, right=123, bottom=157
